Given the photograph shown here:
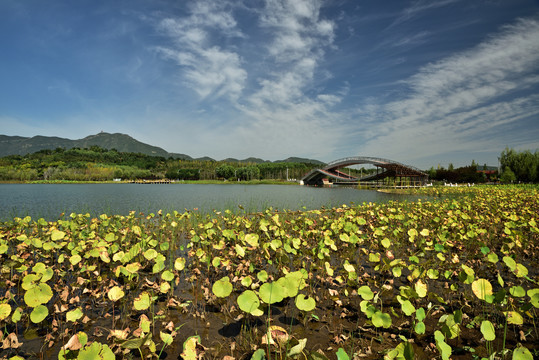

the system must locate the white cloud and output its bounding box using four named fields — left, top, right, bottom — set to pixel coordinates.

left=156, top=0, right=246, bottom=101
left=355, top=17, right=539, bottom=165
